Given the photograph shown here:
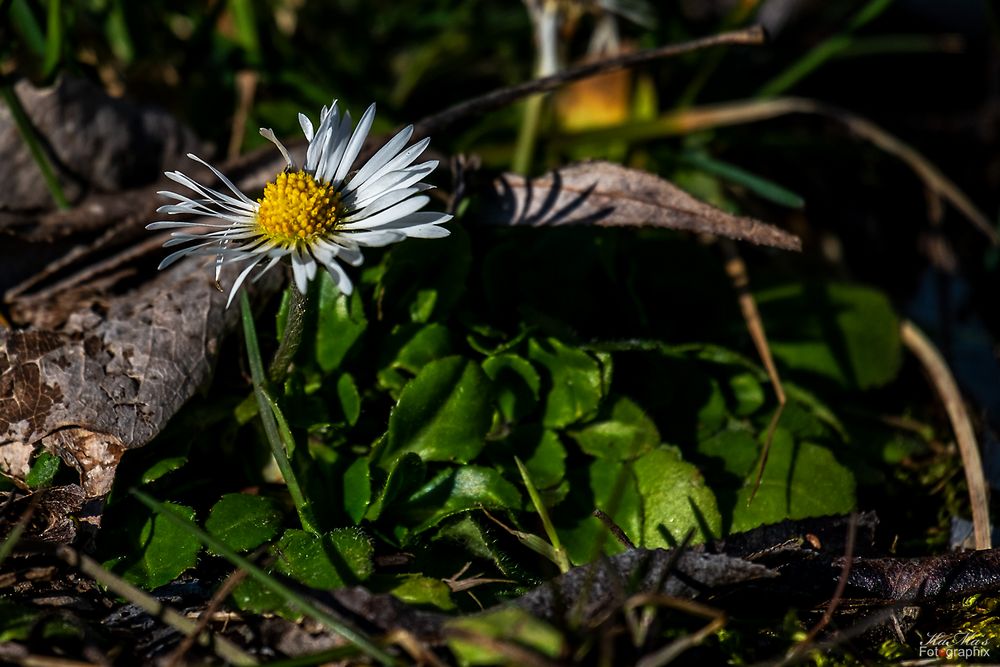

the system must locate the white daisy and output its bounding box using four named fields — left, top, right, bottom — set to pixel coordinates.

left=147, top=101, right=452, bottom=306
